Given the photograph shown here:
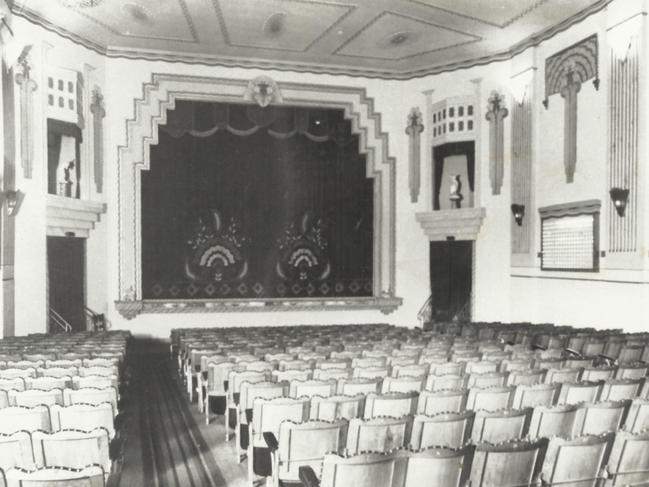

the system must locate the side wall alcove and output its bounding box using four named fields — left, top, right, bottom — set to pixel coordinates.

left=115, top=74, right=400, bottom=319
